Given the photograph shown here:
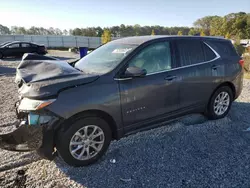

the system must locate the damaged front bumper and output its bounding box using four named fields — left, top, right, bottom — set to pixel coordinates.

left=0, top=105, right=62, bottom=160
left=0, top=121, right=43, bottom=151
